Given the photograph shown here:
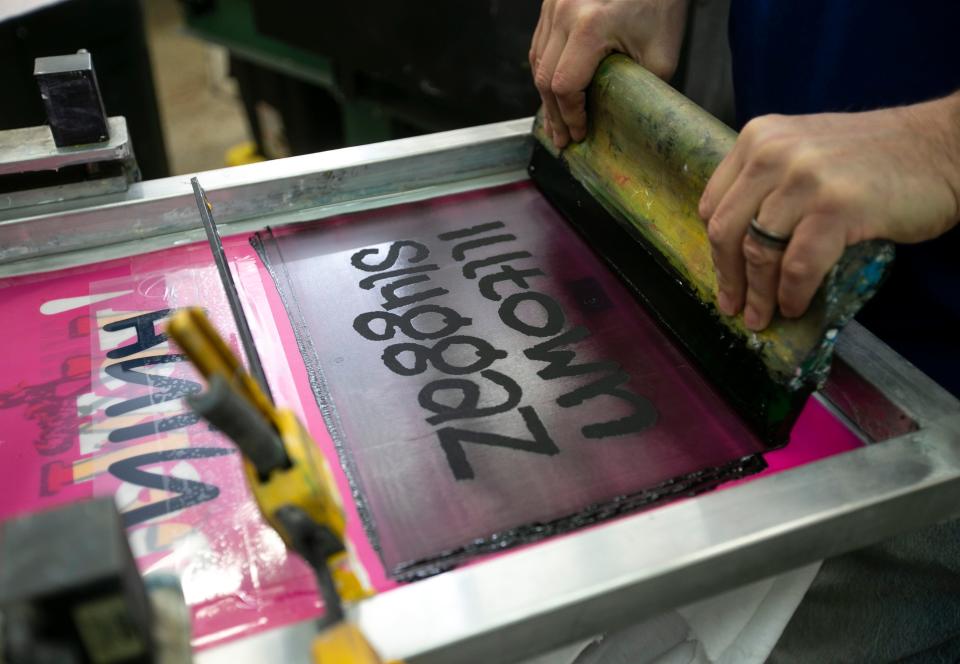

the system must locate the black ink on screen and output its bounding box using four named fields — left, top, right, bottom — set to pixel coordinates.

left=254, top=182, right=766, bottom=580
